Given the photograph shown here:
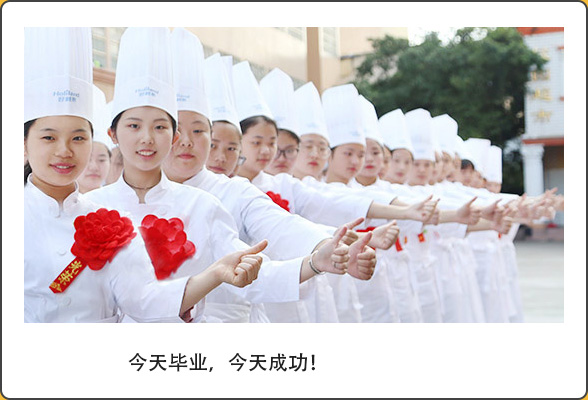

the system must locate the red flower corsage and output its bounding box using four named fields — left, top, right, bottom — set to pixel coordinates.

left=50, top=208, right=137, bottom=293
left=266, top=191, right=290, bottom=212
left=138, top=215, right=196, bottom=280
